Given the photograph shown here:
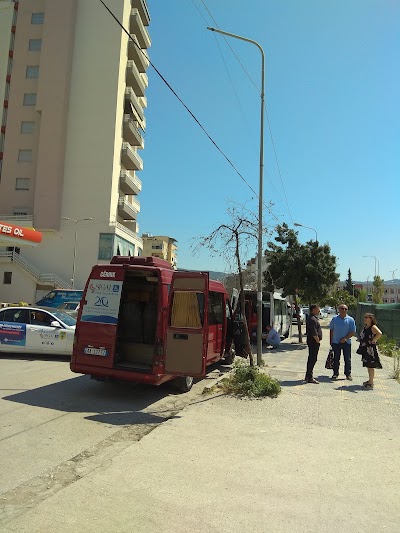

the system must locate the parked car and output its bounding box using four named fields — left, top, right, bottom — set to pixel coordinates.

left=0, top=306, right=76, bottom=356
left=323, top=306, right=334, bottom=315
left=292, top=307, right=305, bottom=325
left=58, top=302, right=80, bottom=318
left=35, top=289, right=83, bottom=309
left=302, top=306, right=328, bottom=321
